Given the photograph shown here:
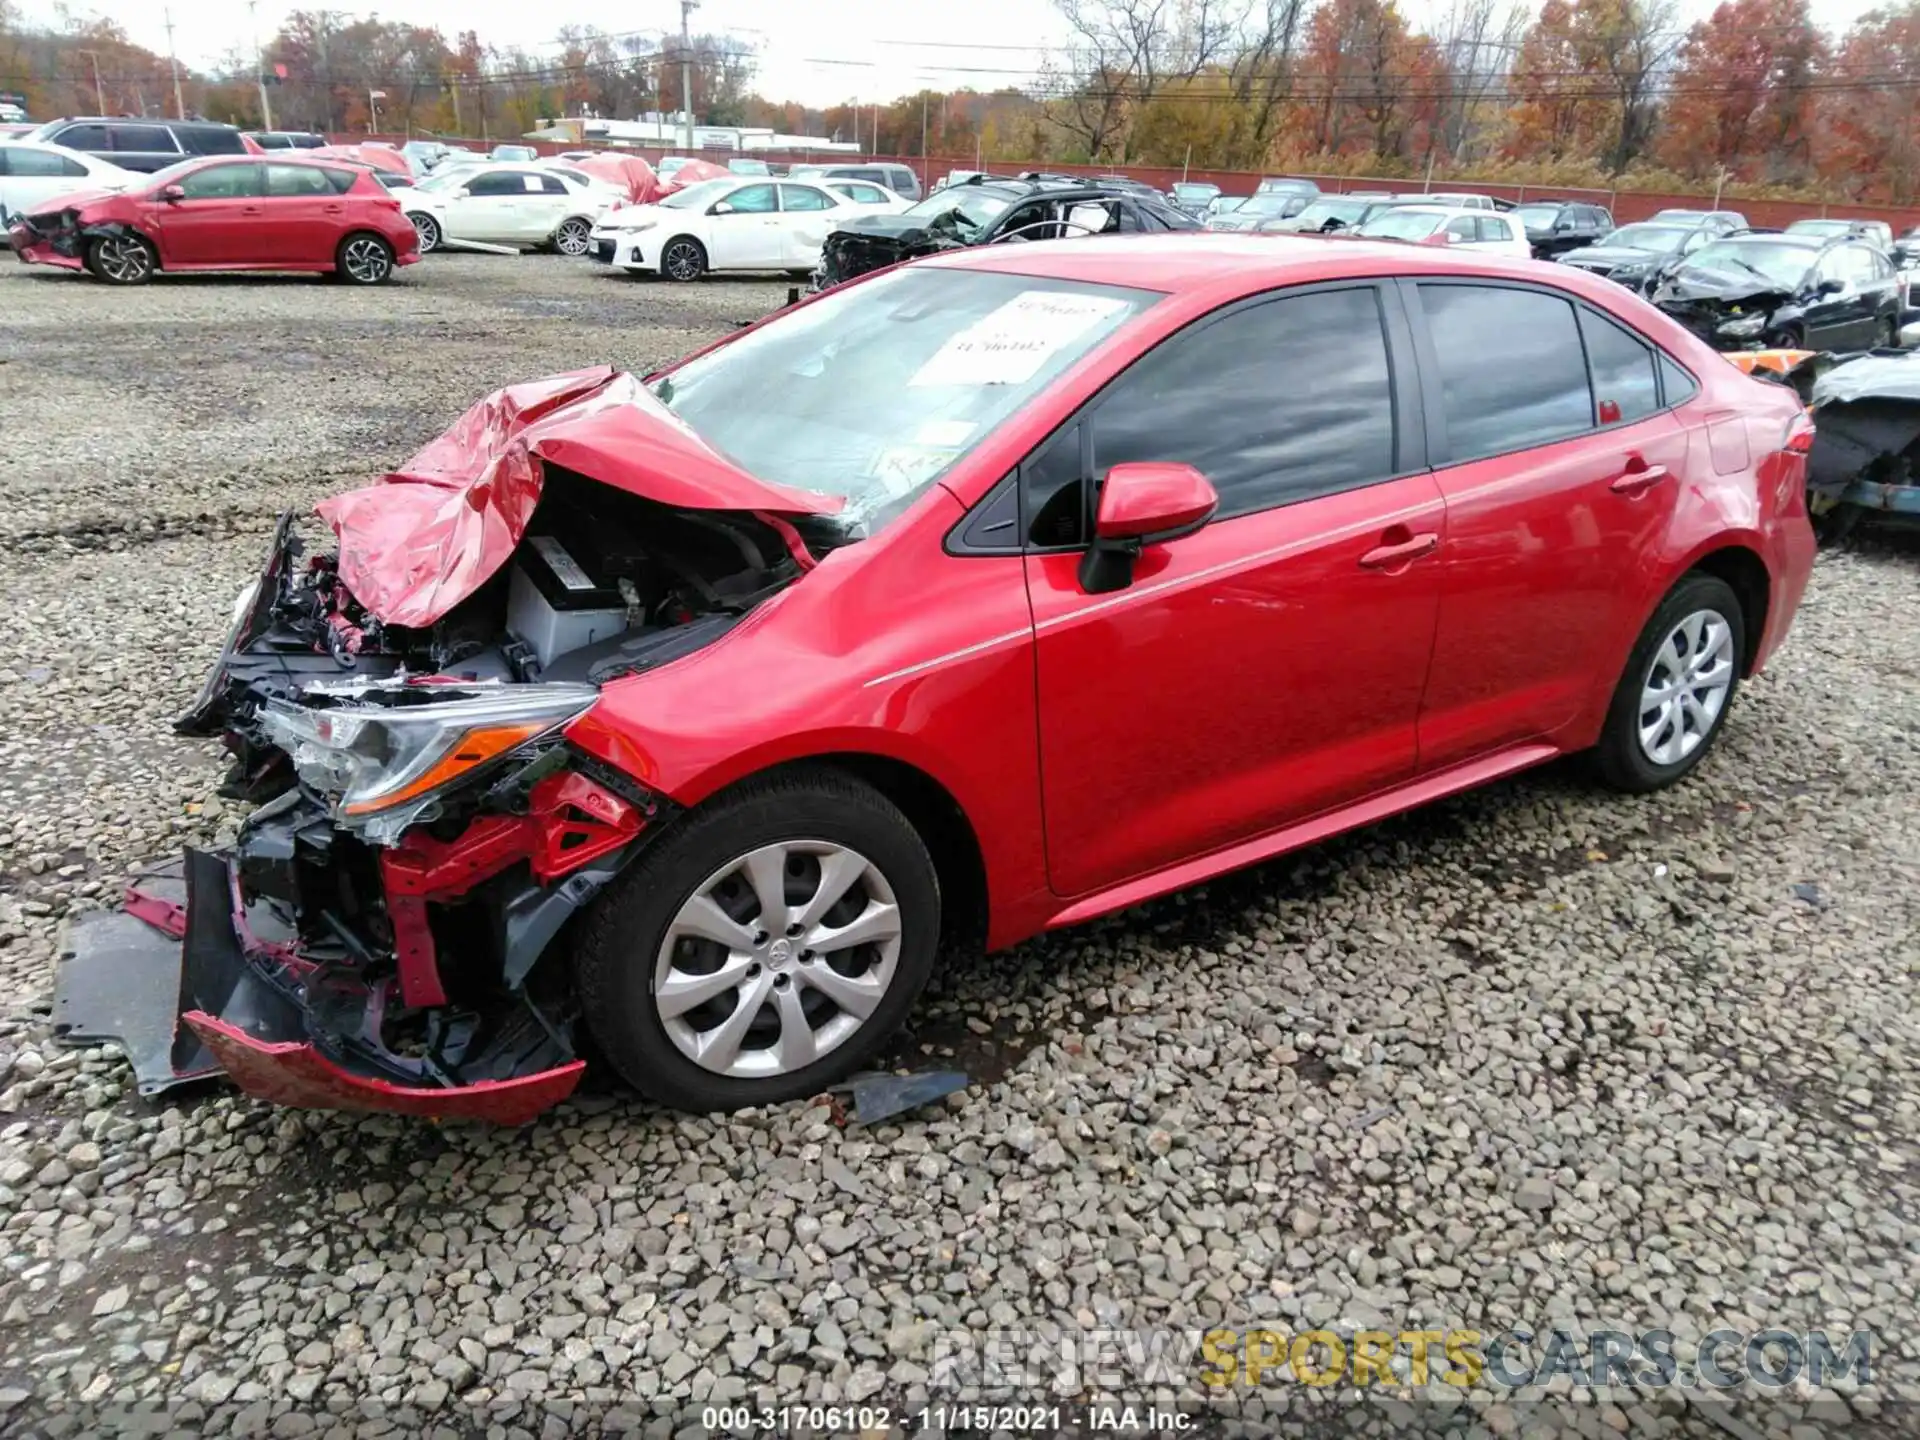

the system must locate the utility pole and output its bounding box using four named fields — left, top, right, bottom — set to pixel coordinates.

left=249, top=0, right=273, bottom=131
left=79, top=50, right=105, bottom=114
left=163, top=8, right=185, bottom=119
left=920, top=90, right=929, bottom=192
left=679, top=0, right=699, bottom=151
left=449, top=75, right=461, bottom=135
